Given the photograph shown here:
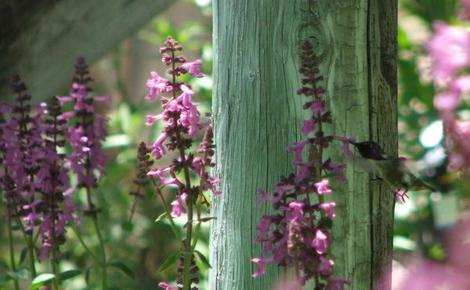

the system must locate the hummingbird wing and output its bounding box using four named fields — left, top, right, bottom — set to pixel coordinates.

left=348, top=152, right=381, bottom=176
